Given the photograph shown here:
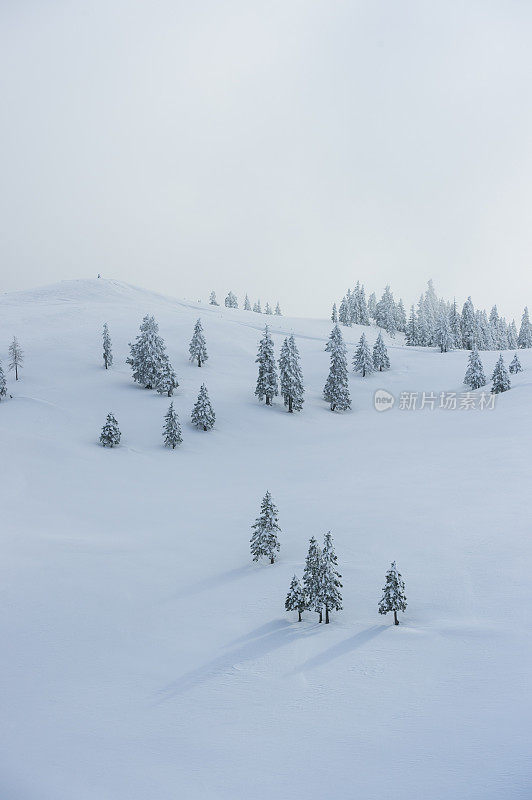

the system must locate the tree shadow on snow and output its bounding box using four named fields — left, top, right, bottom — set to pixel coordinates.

left=156, top=619, right=318, bottom=702
left=168, top=564, right=255, bottom=601
left=293, top=624, right=387, bottom=673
